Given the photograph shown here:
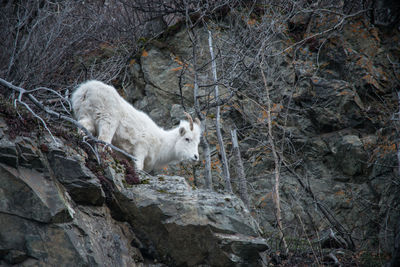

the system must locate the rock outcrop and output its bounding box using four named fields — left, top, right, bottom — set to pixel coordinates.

left=122, top=5, right=399, bottom=263
left=110, top=172, right=268, bottom=266
left=1, top=1, right=399, bottom=265
left=0, top=116, right=268, bottom=266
